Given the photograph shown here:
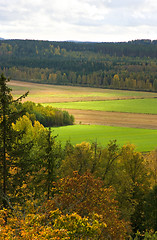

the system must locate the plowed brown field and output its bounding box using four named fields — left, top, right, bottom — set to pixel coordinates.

left=65, top=109, right=157, bottom=129
left=9, top=80, right=157, bottom=129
